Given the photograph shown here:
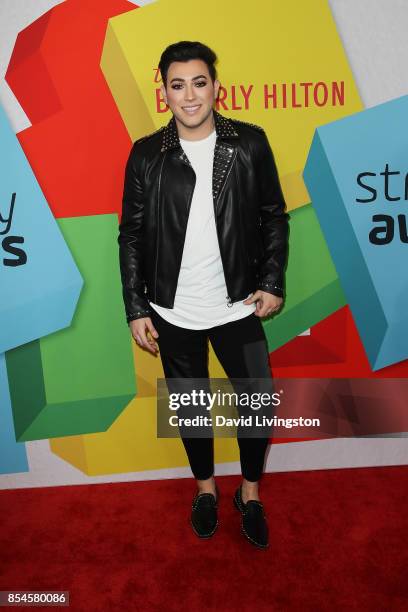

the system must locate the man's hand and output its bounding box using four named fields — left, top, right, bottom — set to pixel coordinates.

left=129, top=317, right=159, bottom=354
left=243, top=290, right=283, bottom=317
